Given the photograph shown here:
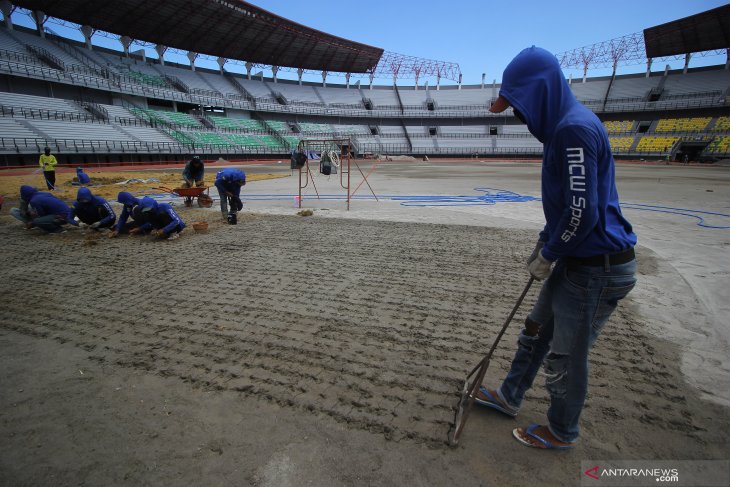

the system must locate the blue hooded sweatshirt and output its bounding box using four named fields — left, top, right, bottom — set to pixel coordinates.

left=76, top=167, right=90, bottom=185
left=115, top=191, right=143, bottom=231
left=214, top=168, right=246, bottom=197
left=20, top=185, right=38, bottom=202
left=498, top=46, right=636, bottom=260
left=138, top=196, right=186, bottom=235
left=73, top=187, right=116, bottom=227
left=28, top=192, right=77, bottom=225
